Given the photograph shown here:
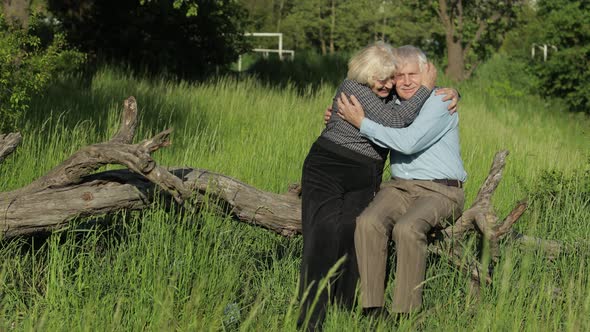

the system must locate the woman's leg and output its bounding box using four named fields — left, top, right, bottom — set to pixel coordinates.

left=298, top=146, right=346, bottom=330
left=298, top=143, right=382, bottom=330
